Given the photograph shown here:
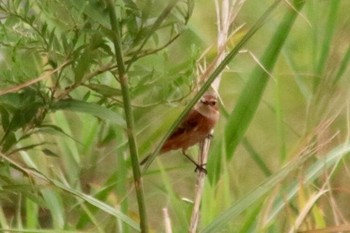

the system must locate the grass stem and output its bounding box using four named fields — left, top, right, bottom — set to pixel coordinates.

left=106, top=0, right=148, bottom=232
